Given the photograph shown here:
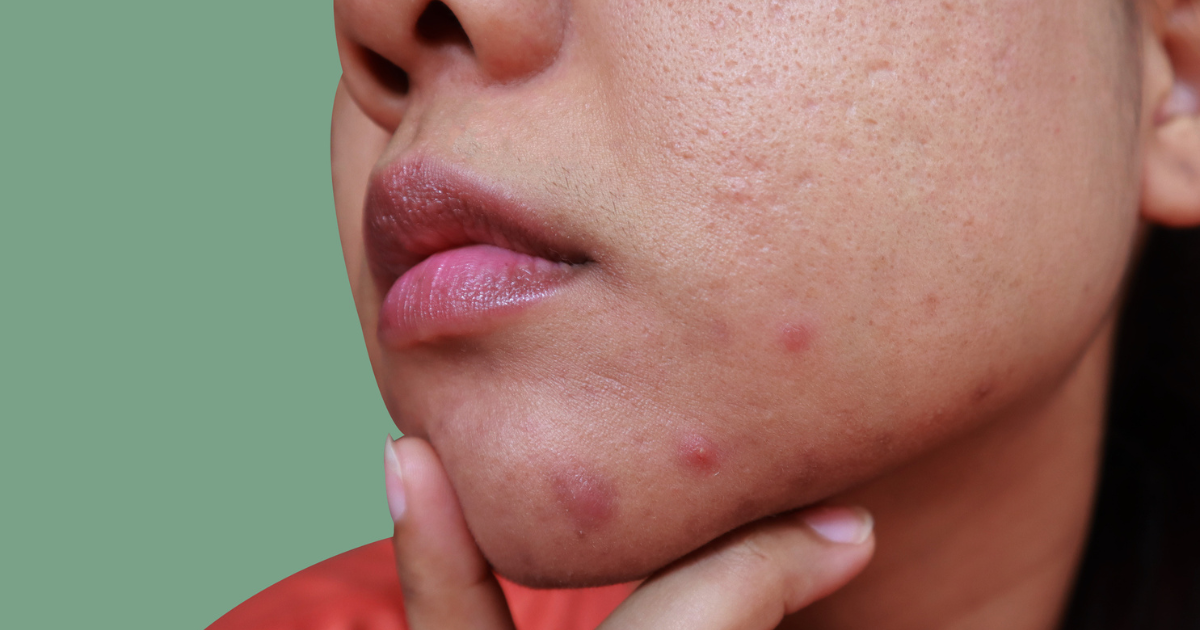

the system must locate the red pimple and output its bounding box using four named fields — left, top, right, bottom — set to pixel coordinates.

left=551, top=464, right=616, bottom=533
left=678, top=433, right=721, bottom=476
left=779, top=321, right=814, bottom=353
